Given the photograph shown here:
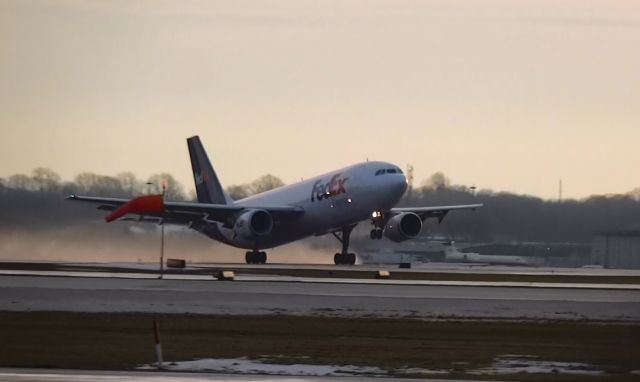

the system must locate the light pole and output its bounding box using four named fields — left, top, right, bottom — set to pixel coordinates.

left=159, top=182, right=166, bottom=279
left=146, top=181, right=166, bottom=280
